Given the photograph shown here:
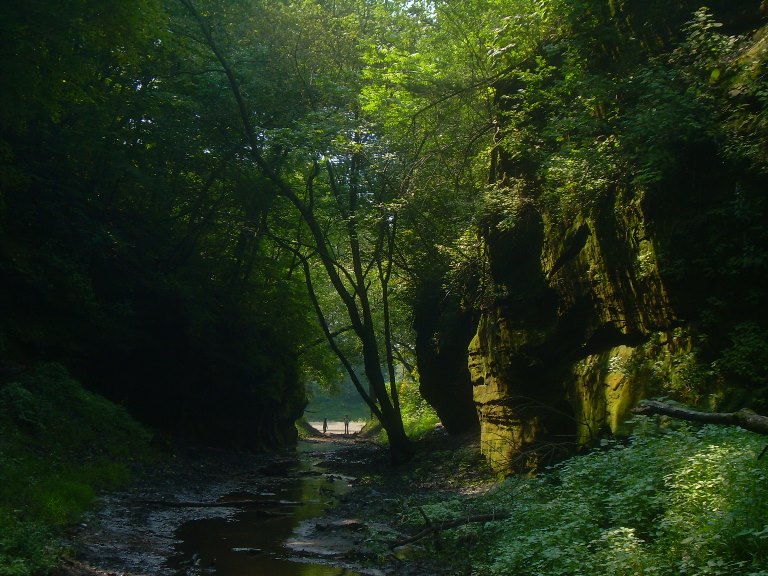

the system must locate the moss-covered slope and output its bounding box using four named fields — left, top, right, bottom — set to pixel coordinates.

left=0, top=364, right=154, bottom=574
